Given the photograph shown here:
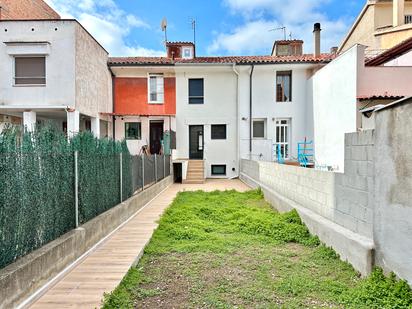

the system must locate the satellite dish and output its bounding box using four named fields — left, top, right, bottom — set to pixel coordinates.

left=161, top=18, right=167, bottom=31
